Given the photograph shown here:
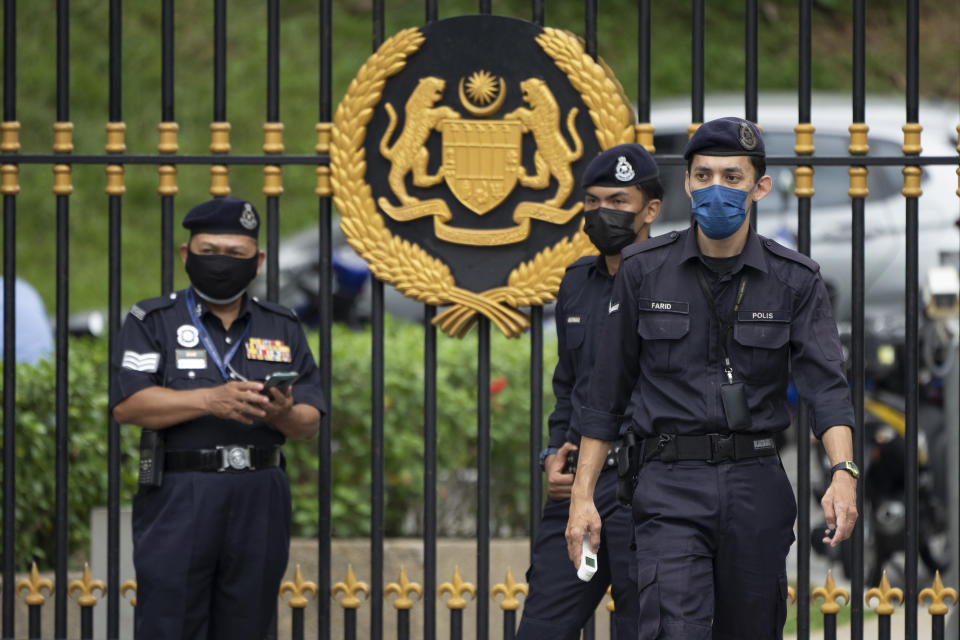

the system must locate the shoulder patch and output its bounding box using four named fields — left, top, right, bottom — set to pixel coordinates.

left=127, top=293, right=176, bottom=321
left=251, top=296, right=299, bottom=320
left=622, top=230, right=681, bottom=259
left=760, top=236, right=820, bottom=272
